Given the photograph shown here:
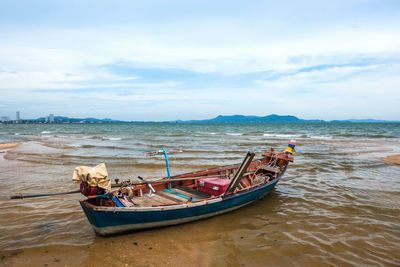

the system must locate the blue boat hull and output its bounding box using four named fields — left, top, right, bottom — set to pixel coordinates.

left=80, top=166, right=286, bottom=235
